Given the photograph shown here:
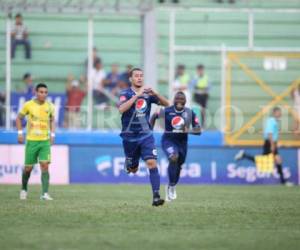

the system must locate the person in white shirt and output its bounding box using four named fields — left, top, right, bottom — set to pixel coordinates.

left=90, top=59, right=108, bottom=106
left=11, top=13, right=31, bottom=59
